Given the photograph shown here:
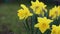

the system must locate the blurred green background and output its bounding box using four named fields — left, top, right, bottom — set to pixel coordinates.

left=0, top=0, right=59, bottom=34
